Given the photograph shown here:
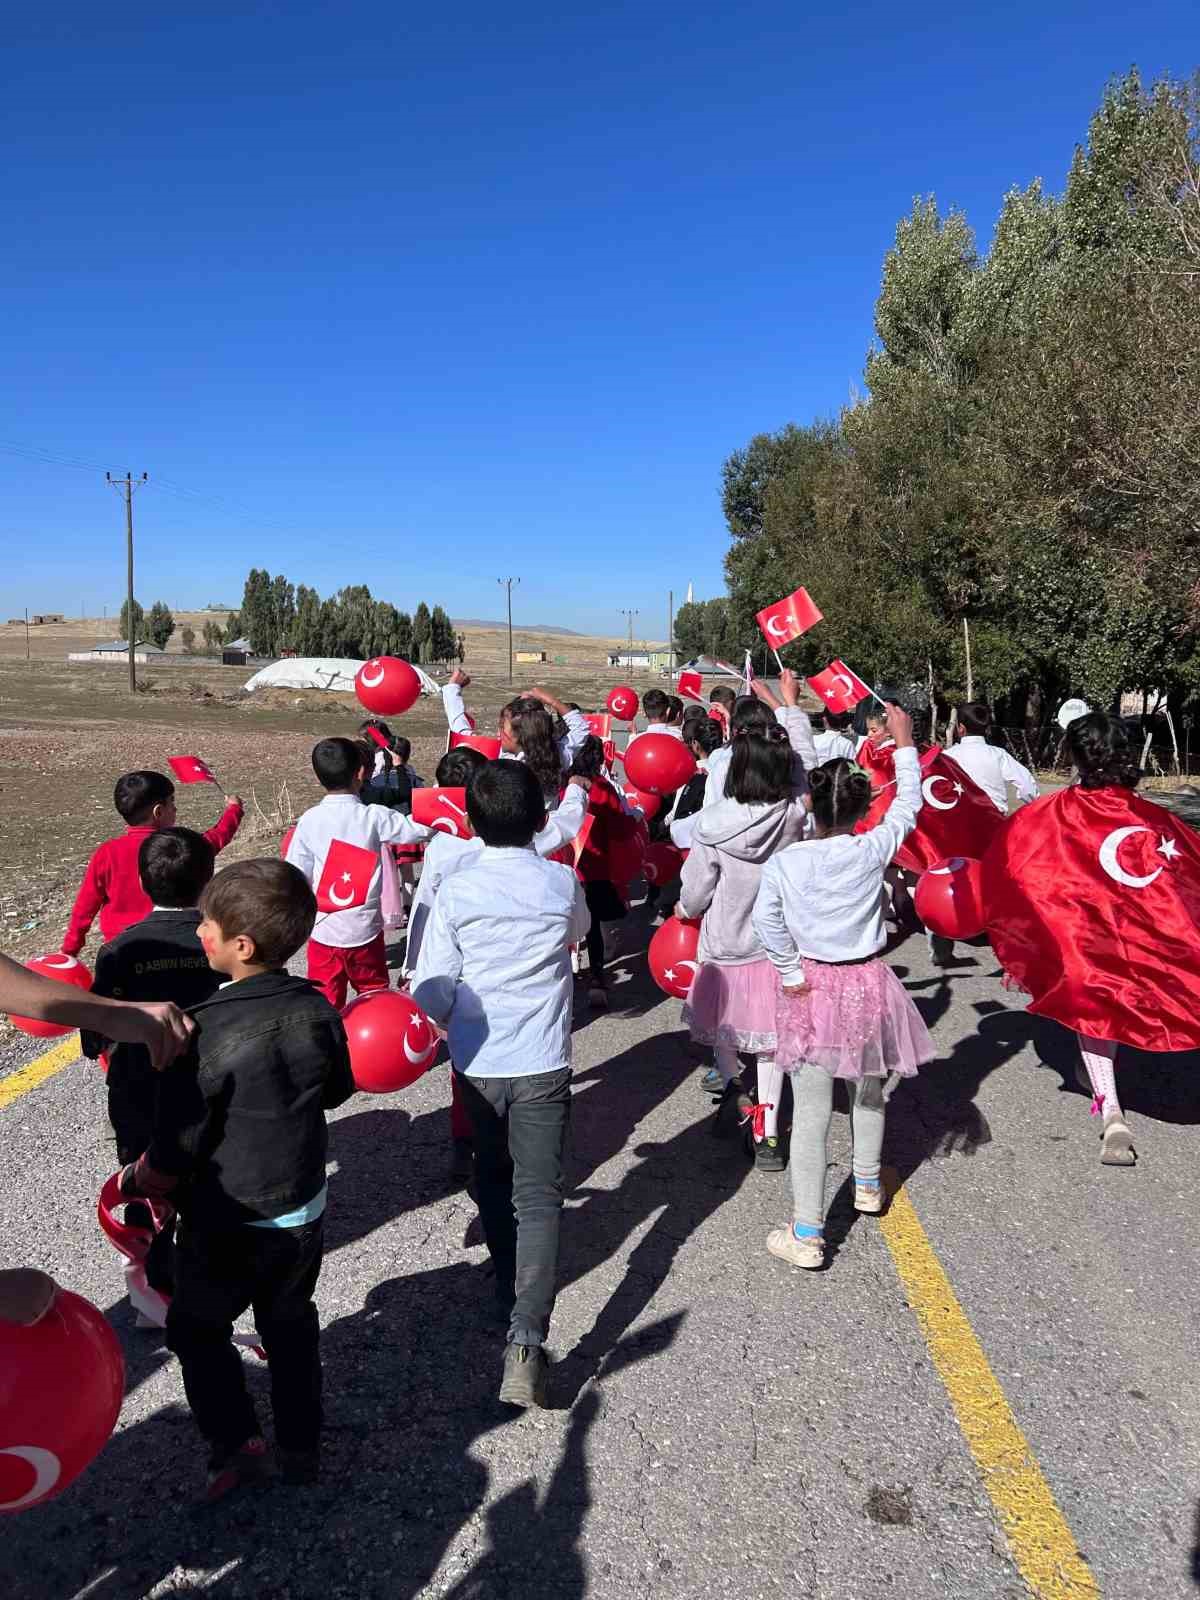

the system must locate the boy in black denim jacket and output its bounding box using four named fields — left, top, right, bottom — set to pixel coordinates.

left=122, top=858, right=355, bottom=1502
